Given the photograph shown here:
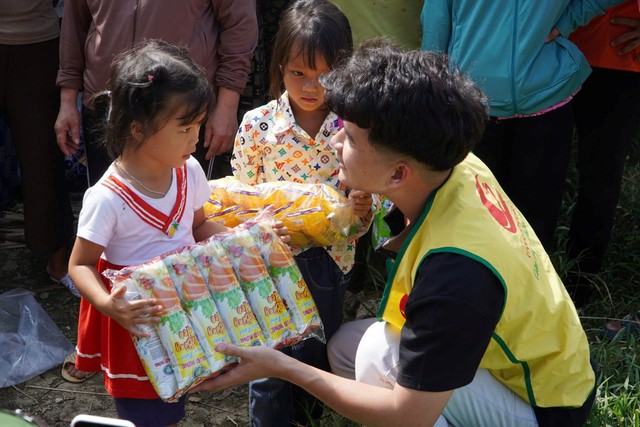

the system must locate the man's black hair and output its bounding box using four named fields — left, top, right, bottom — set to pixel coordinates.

left=322, top=39, right=488, bottom=171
